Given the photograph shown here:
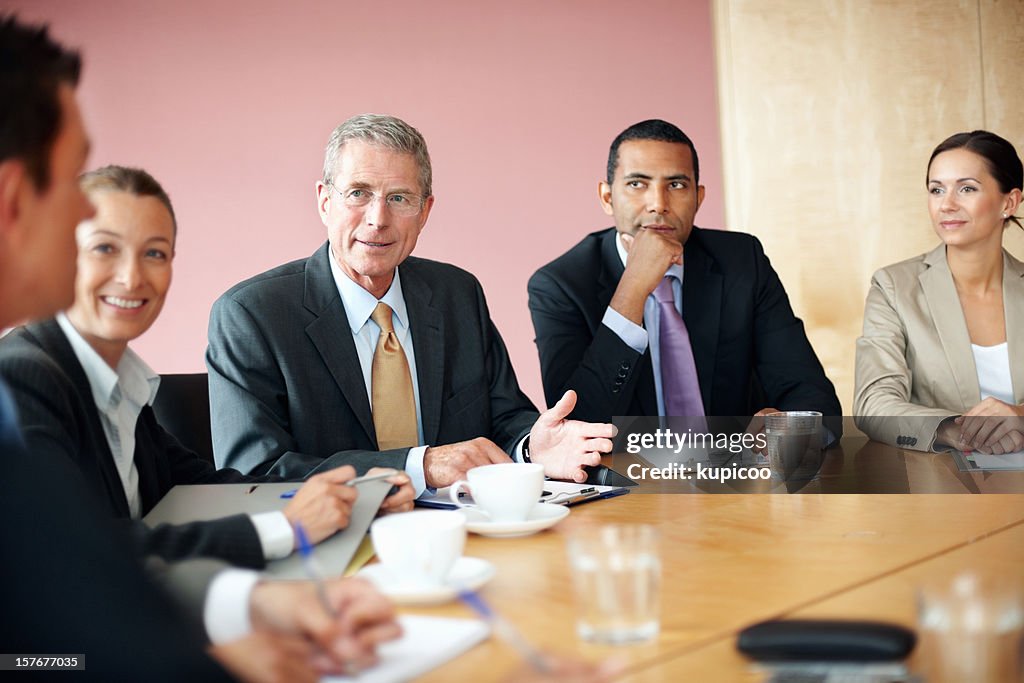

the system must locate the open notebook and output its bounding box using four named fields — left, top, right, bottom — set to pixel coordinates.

left=325, top=615, right=489, bottom=683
